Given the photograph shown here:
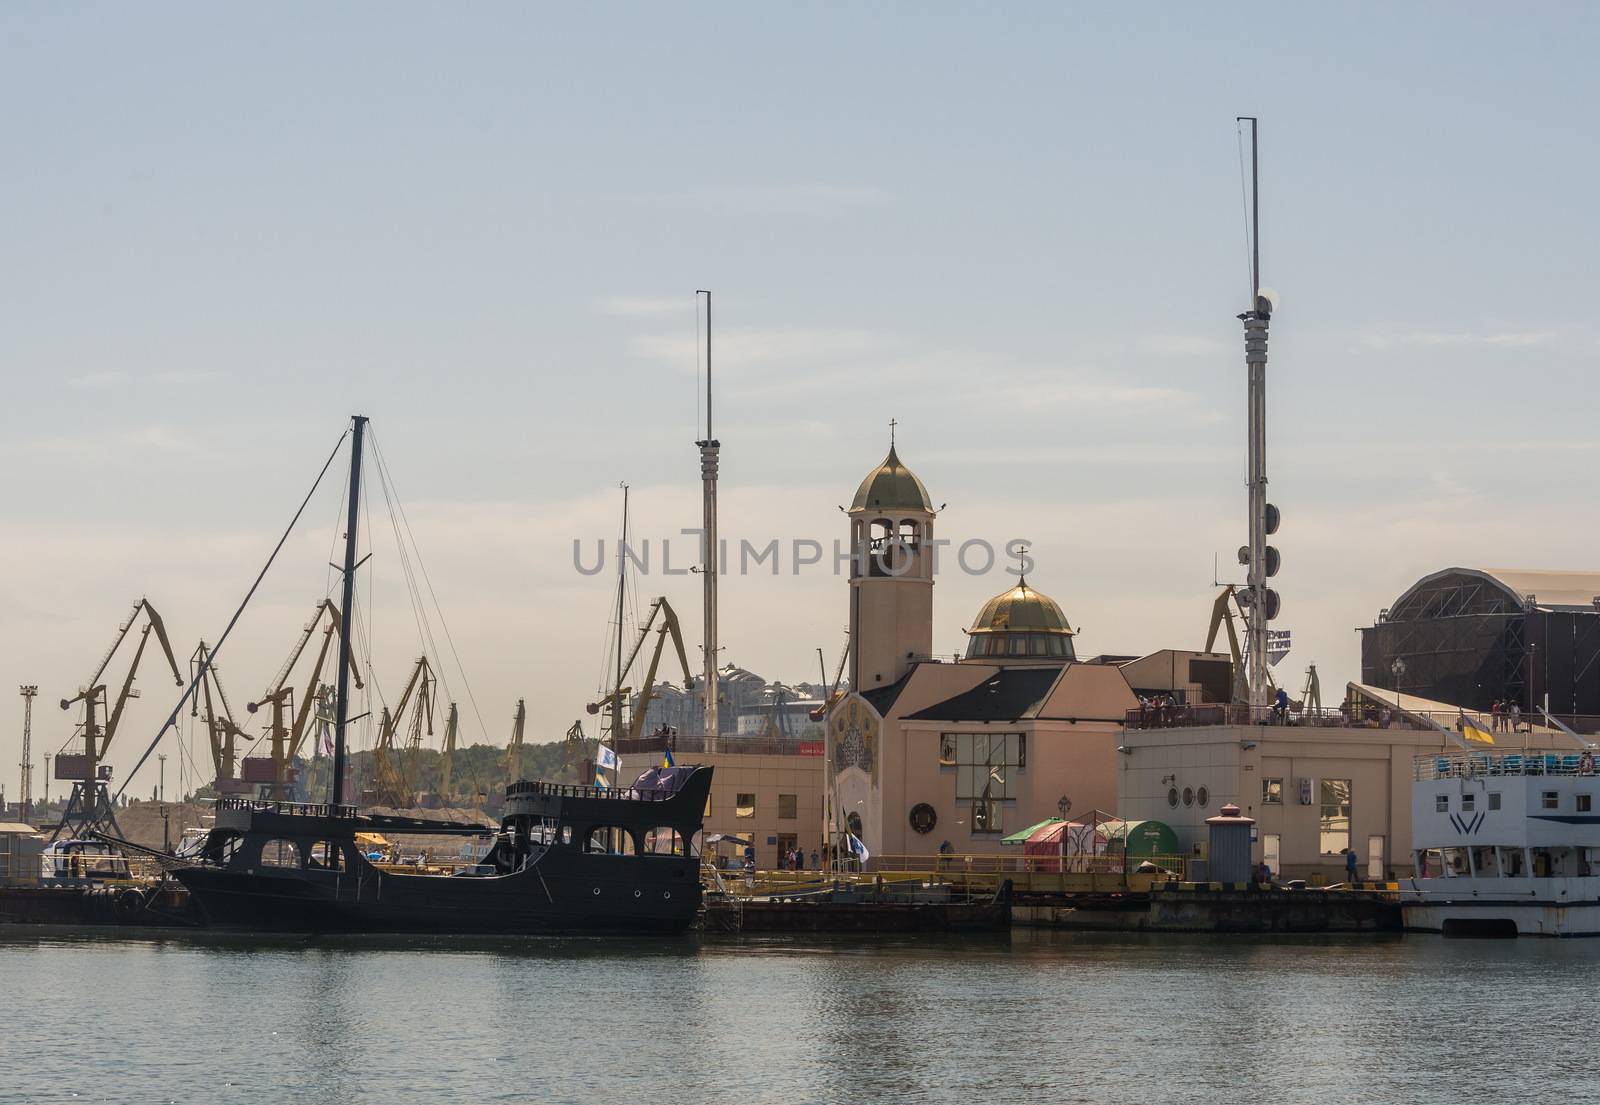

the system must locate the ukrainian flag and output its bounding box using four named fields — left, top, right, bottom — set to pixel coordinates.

left=661, top=747, right=676, bottom=769
left=1460, top=713, right=1496, bottom=746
